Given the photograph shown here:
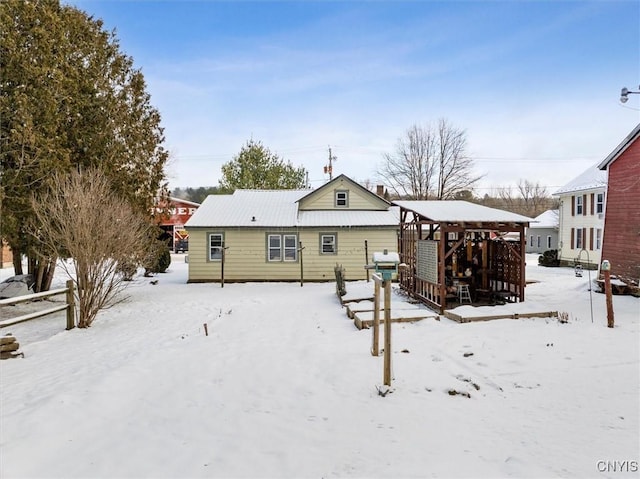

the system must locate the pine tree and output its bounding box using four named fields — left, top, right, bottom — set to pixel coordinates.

left=1, top=0, right=169, bottom=291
